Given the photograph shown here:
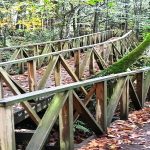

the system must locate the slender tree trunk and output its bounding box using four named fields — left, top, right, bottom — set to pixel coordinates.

left=93, top=4, right=99, bottom=33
